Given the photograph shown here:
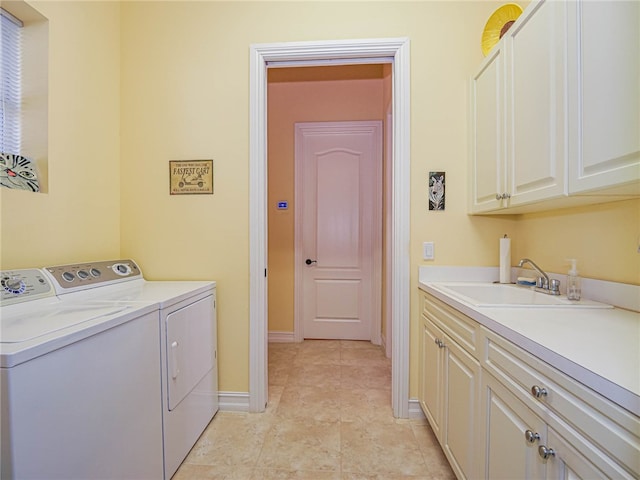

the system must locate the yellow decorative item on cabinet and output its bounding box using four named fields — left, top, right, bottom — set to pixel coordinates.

left=481, top=3, right=523, bottom=56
